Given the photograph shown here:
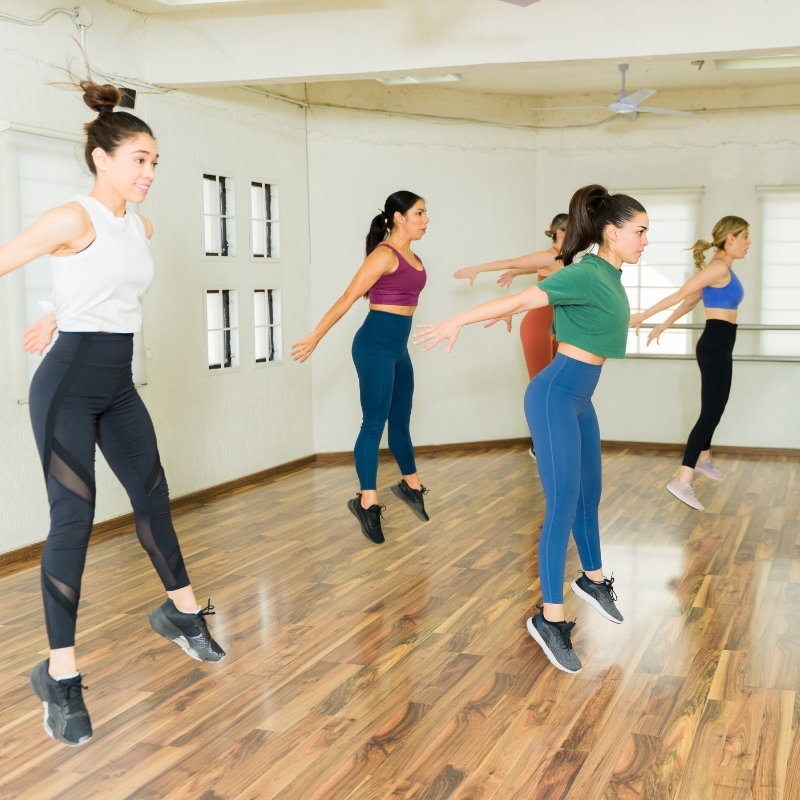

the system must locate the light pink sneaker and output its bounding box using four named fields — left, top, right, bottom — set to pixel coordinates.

left=695, top=458, right=723, bottom=480
left=667, top=478, right=705, bottom=511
